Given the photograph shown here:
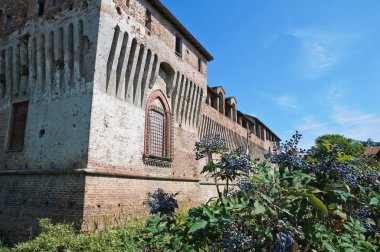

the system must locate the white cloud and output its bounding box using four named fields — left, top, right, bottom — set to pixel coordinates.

left=331, top=105, right=379, bottom=125
left=294, top=102, right=380, bottom=149
left=288, top=26, right=352, bottom=79
left=275, top=95, right=299, bottom=110
left=298, top=116, right=325, bottom=131
left=295, top=116, right=327, bottom=149
left=330, top=105, right=380, bottom=139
